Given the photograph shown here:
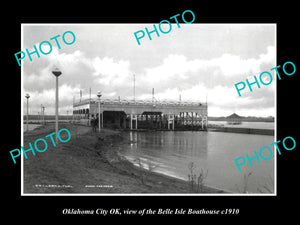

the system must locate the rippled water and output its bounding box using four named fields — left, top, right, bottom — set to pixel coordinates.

left=119, top=131, right=275, bottom=194
left=209, top=121, right=275, bottom=129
